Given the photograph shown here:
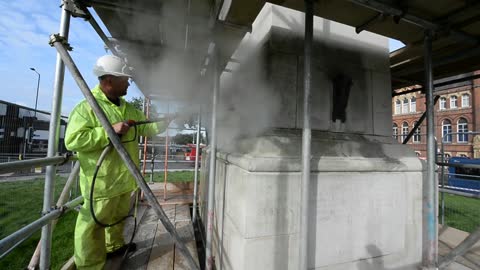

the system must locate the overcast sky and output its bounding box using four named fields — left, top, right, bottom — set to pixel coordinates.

left=0, top=1, right=405, bottom=116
